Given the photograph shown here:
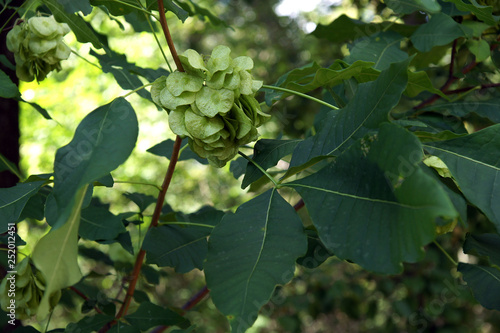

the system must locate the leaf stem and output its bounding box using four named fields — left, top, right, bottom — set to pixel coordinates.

left=238, top=151, right=280, bottom=188
left=0, top=154, right=23, bottom=179
left=71, top=50, right=102, bottom=70
left=120, top=82, right=154, bottom=99
left=159, top=221, right=215, bottom=229
left=433, top=240, right=458, bottom=267
left=262, top=84, right=339, bottom=110
left=113, top=180, right=162, bottom=191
